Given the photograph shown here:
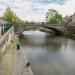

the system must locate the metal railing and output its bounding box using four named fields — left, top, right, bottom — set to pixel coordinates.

left=1, top=23, right=13, bottom=35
